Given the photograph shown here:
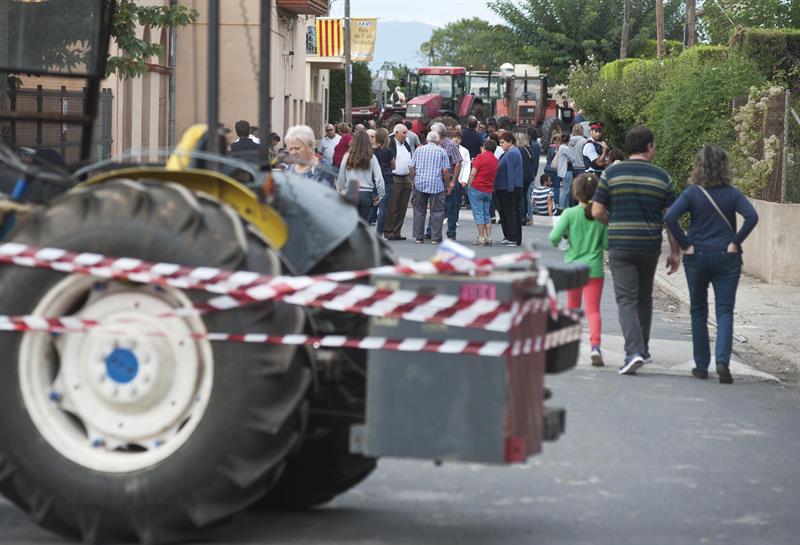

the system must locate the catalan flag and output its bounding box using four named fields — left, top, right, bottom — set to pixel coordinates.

left=315, top=18, right=344, bottom=57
